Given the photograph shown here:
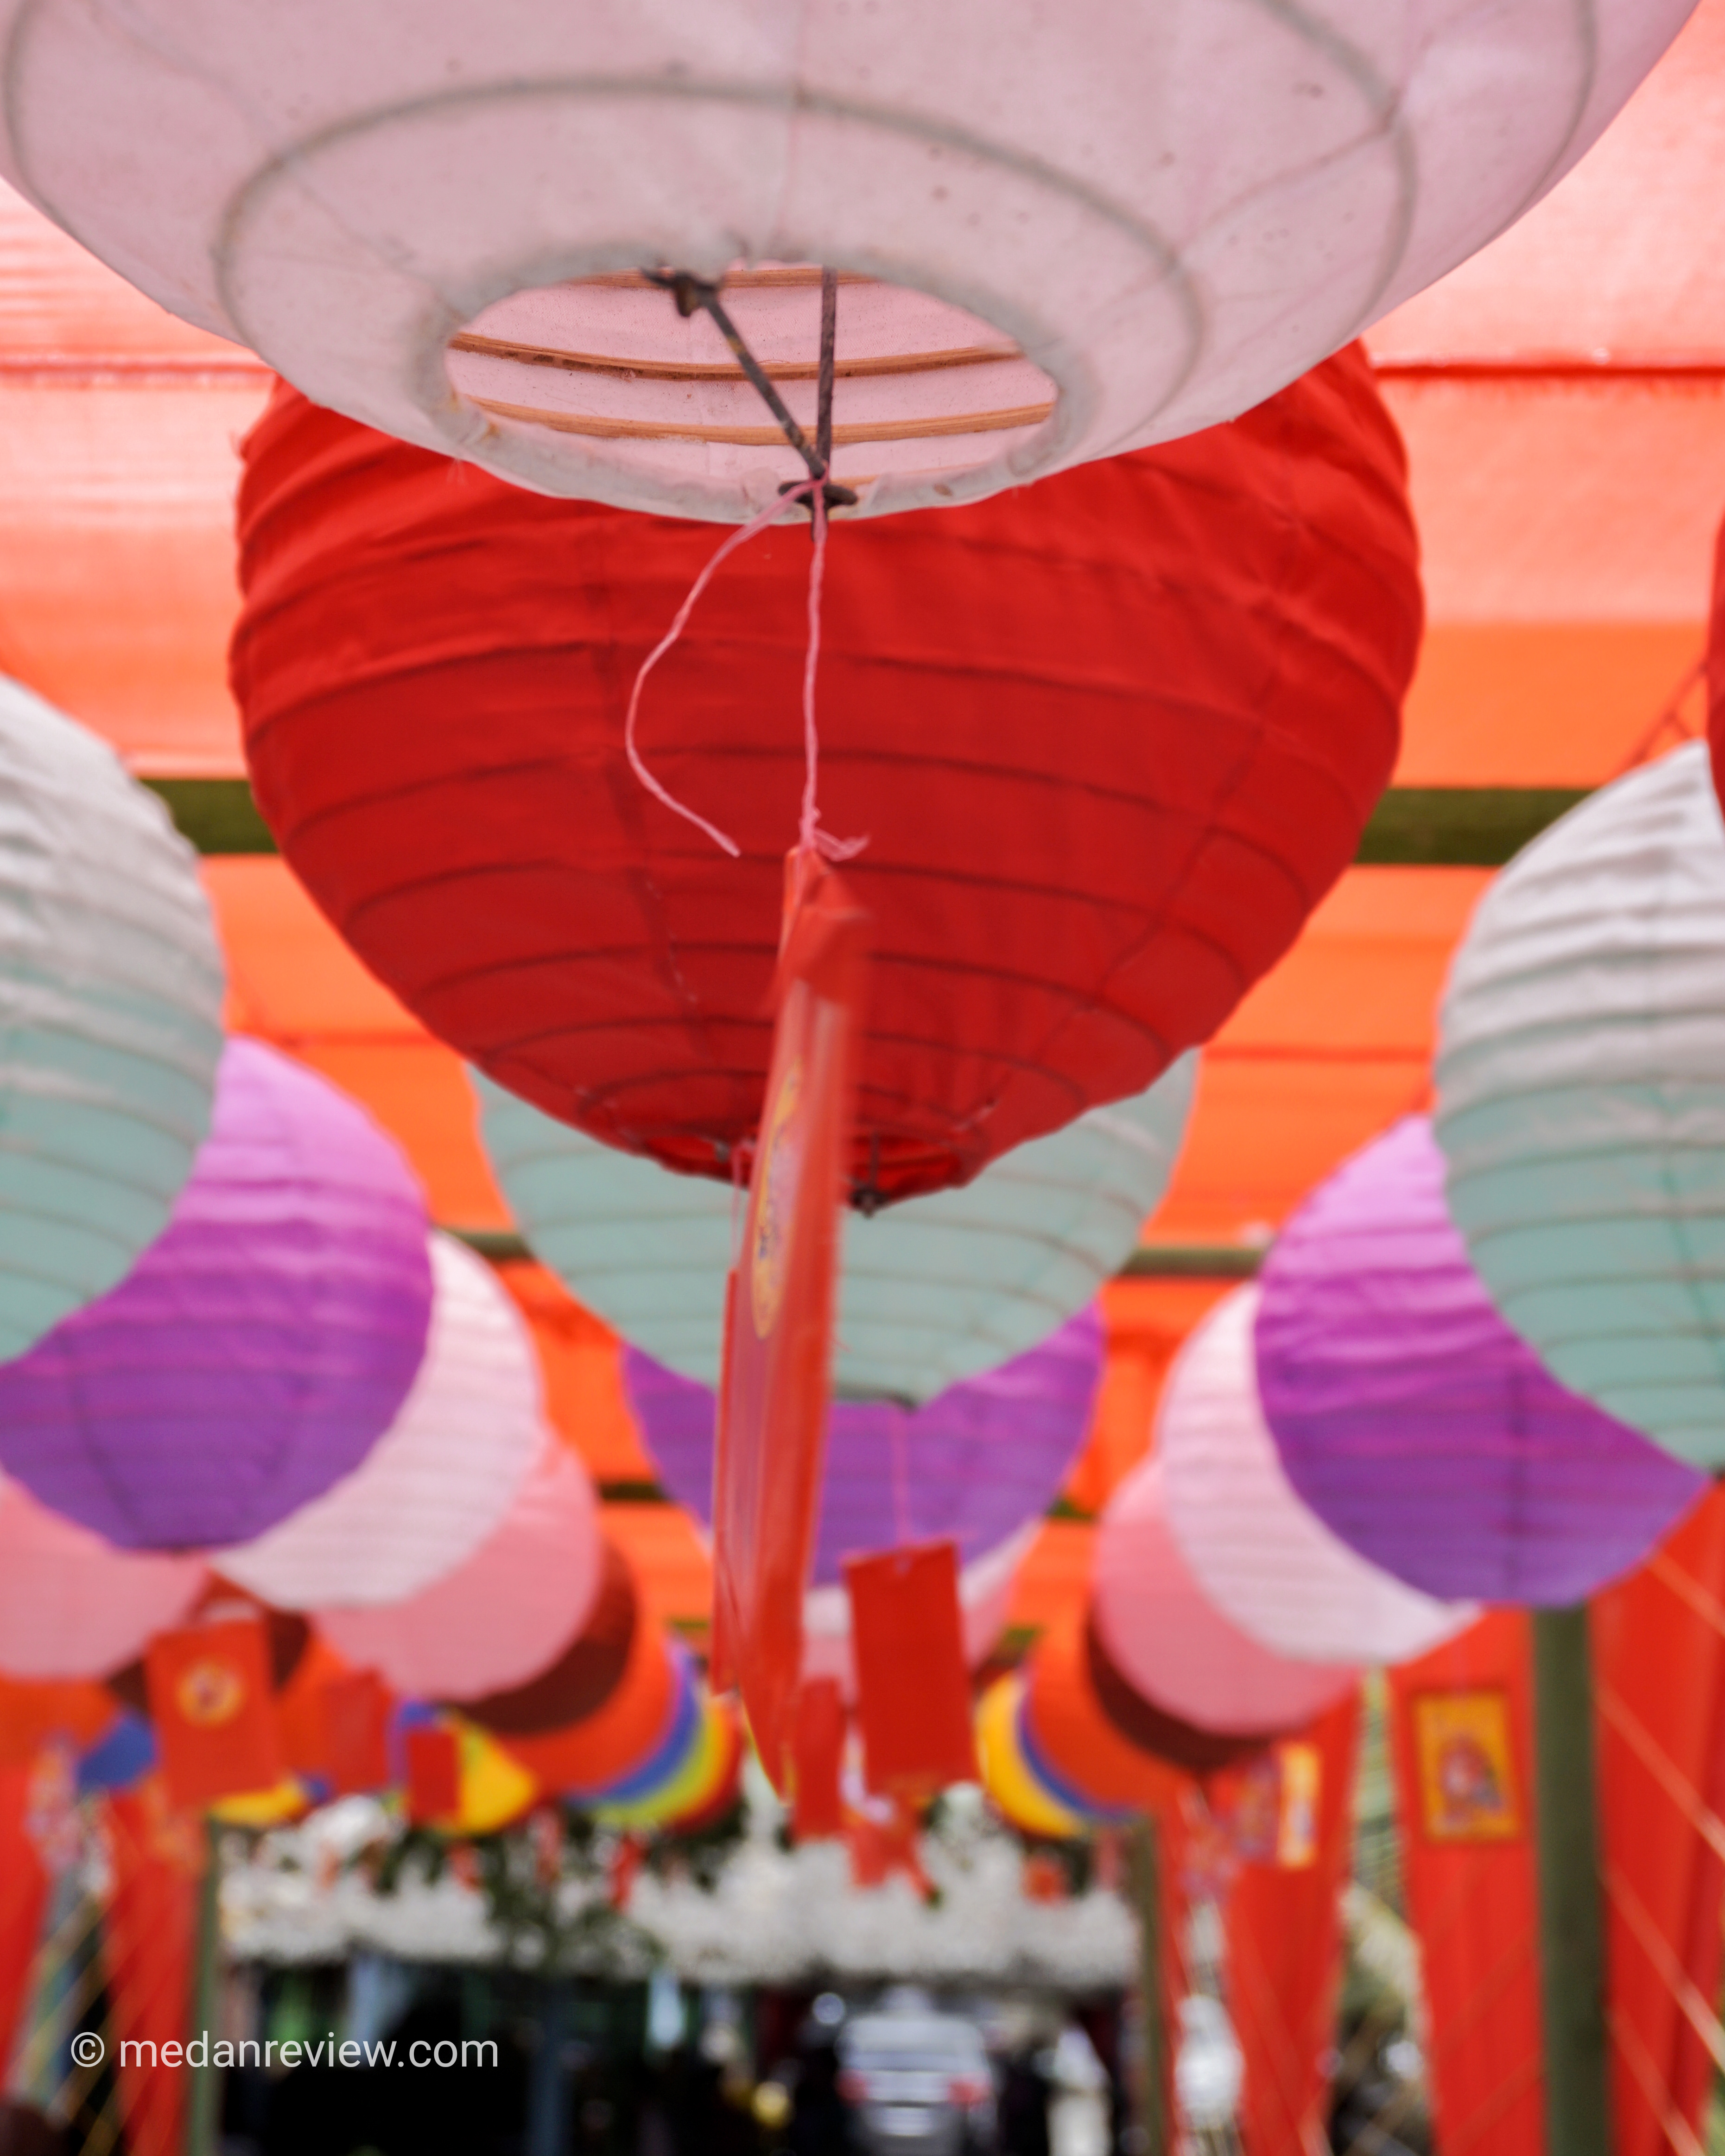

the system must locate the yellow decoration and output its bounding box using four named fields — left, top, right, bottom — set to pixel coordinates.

left=977, top=1676, right=1082, bottom=1840
left=1414, top=1688, right=1521, bottom=1842
left=209, top=1776, right=310, bottom=1828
